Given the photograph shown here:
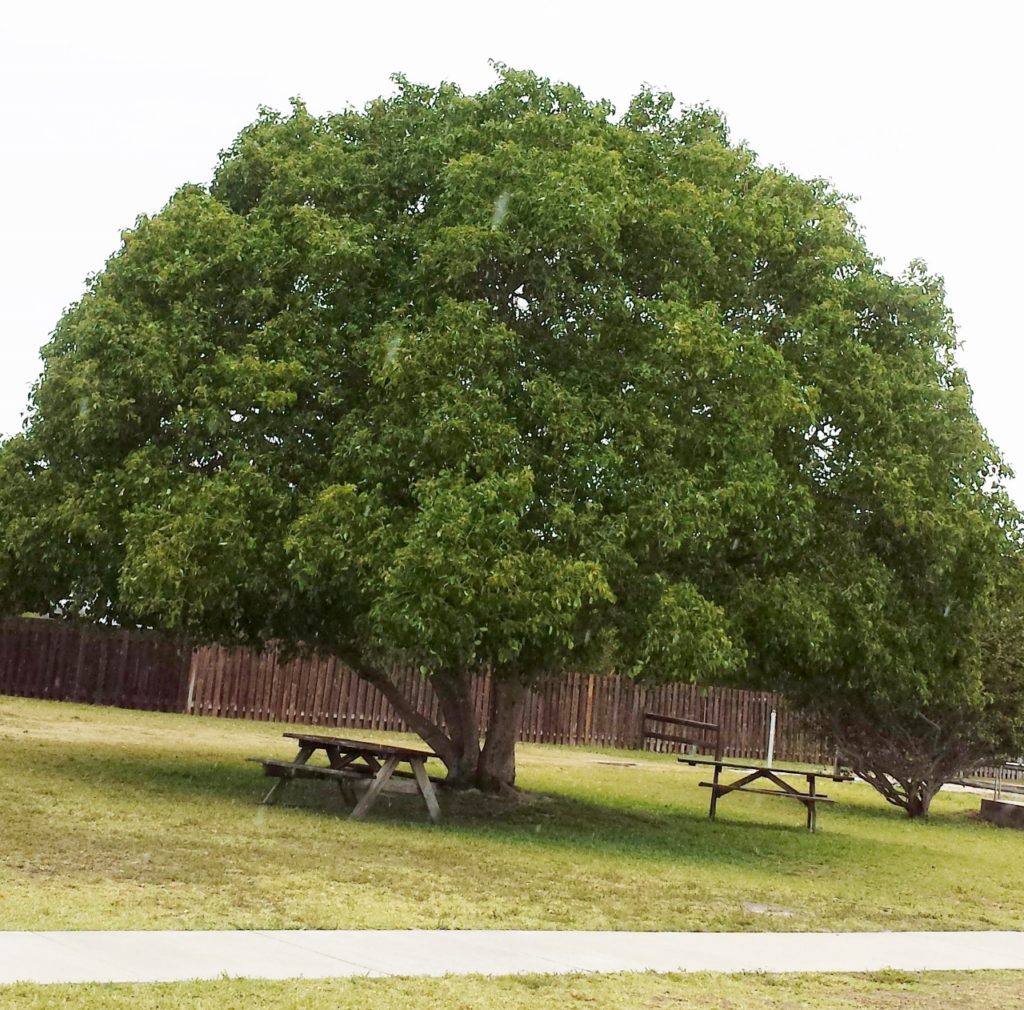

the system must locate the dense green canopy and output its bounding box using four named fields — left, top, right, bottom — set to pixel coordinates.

left=2, top=67, right=1020, bottom=793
